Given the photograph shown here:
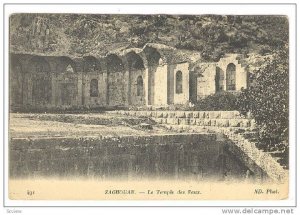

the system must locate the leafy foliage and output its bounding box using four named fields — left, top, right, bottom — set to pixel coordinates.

left=237, top=49, right=289, bottom=148
left=193, top=92, right=239, bottom=111
left=10, top=14, right=288, bottom=60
